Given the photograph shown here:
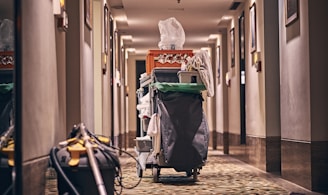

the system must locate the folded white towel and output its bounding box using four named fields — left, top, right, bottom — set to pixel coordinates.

left=147, top=113, right=161, bottom=155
